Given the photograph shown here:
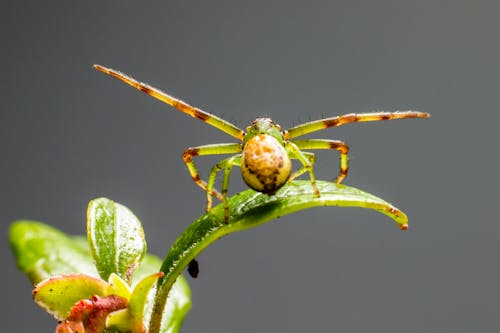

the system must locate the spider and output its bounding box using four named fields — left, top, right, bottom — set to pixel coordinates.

left=94, top=64, right=429, bottom=222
